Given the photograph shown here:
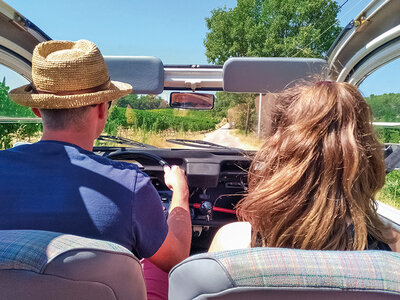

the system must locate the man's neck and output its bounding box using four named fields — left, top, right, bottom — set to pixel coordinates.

left=41, top=130, right=95, bottom=152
